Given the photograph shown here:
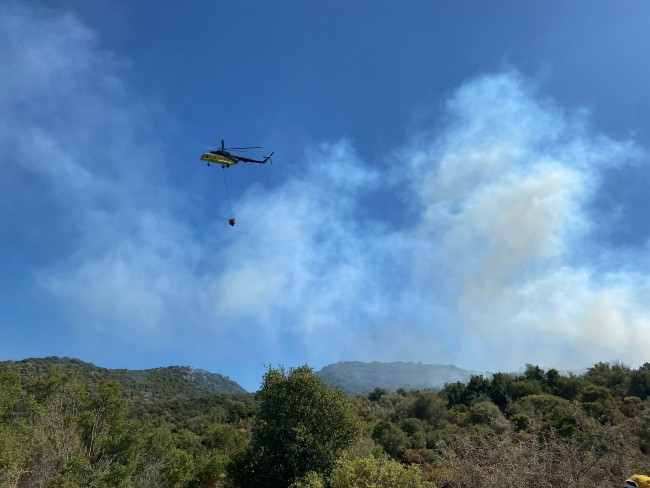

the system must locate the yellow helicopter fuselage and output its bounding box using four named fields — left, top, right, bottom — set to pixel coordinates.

left=200, top=152, right=238, bottom=167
